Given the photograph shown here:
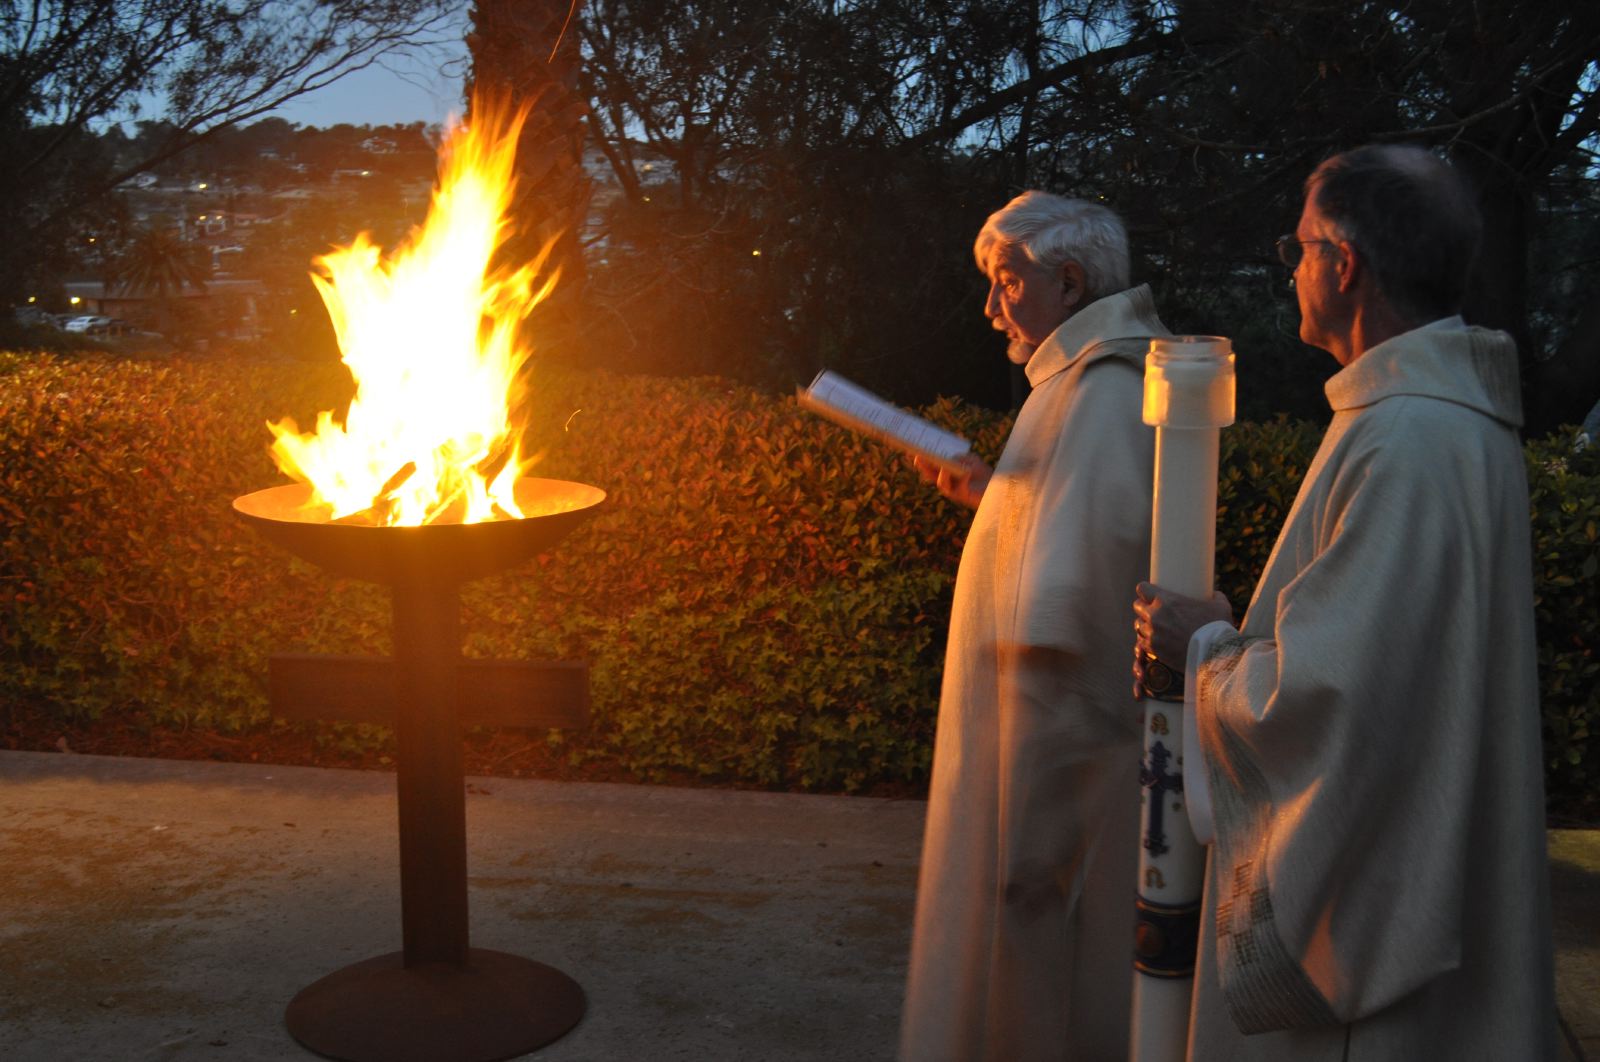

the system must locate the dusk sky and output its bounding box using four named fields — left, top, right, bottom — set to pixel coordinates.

left=269, top=43, right=468, bottom=129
